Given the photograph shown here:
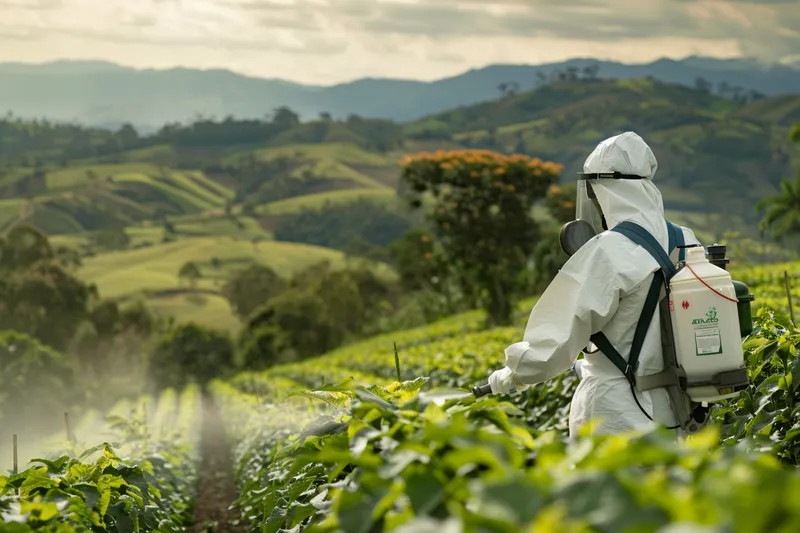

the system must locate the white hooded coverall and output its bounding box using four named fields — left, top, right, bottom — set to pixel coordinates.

left=488, top=132, right=701, bottom=437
